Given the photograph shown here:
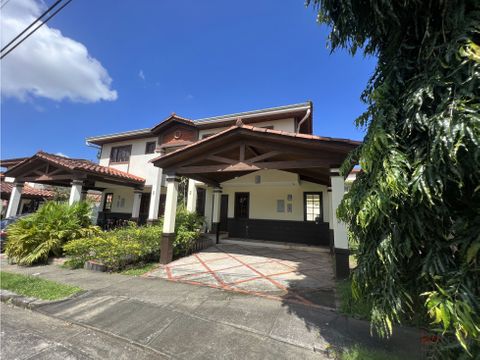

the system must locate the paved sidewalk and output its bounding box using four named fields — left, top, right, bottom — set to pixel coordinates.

left=147, top=244, right=335, bottom=308
left=0, top=259, right=423, bottom=359
left=1, top=304, right=166, bottom=359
